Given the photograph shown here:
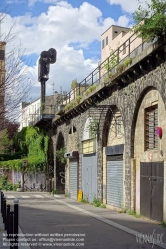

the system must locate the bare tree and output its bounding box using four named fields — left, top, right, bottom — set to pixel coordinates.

left=0, top=5, right=32, bottom=128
